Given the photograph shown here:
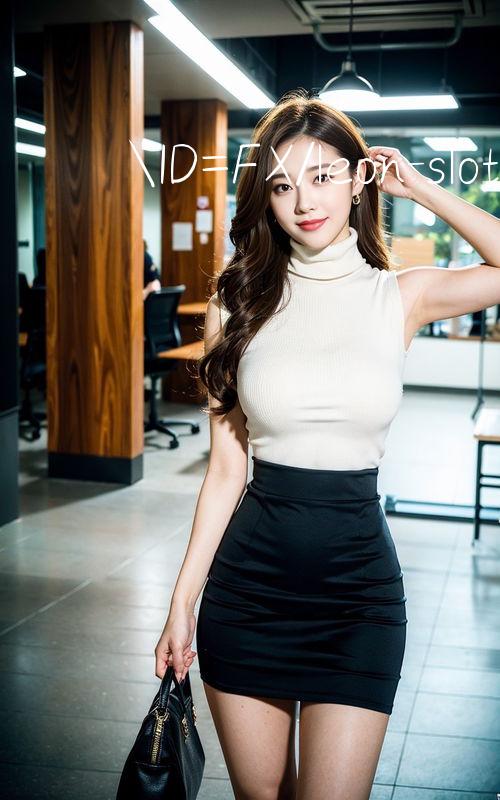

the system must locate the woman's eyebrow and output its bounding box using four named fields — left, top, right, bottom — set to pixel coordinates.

left=271, top=162, right=332, bottom=180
